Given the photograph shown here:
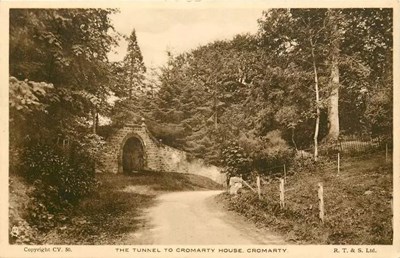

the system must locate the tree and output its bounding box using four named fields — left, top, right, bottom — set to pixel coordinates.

left=9, top=8, right=119, bottom=232
left=325, top=10, right=341, bottom=141
left=150, top=35, right=274, bottom=163
left=9, top=8, right=120, bottom=184
left=340, top=9, right=392, bottom=138
left=10, top=8, right=119, bottom=140
left=146, top=8, right=392, bottom=167
left=114, top=29, right=147, bottom=99
left=107, top=29, right=157, bottom=136
left=258, top=9, right=330, bottom=159
left=9, top=76, right=55, bottom=159
left=258, top=8, right=392, bottom=155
